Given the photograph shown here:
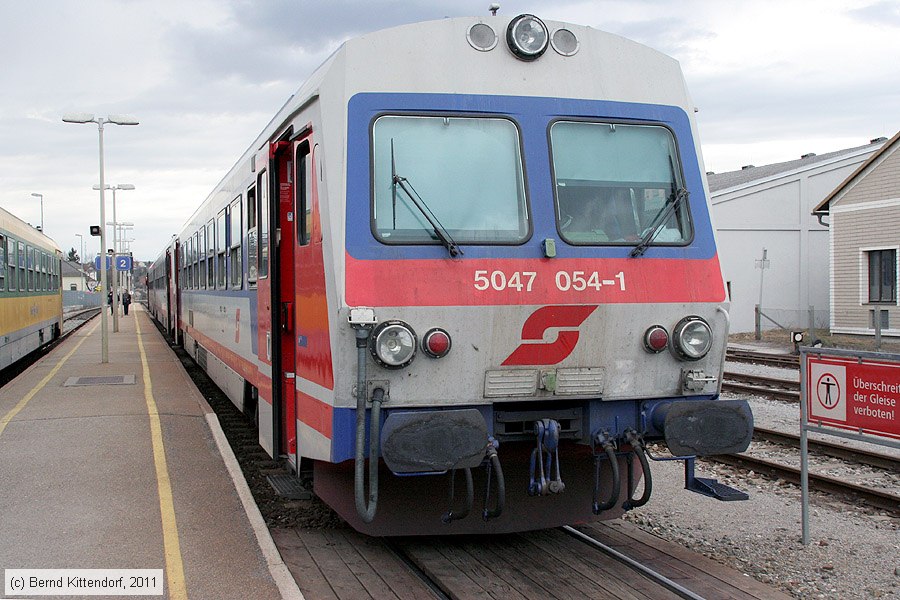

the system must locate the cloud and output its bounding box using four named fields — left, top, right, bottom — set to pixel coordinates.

left=848, top=1, right=900, bottom=28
